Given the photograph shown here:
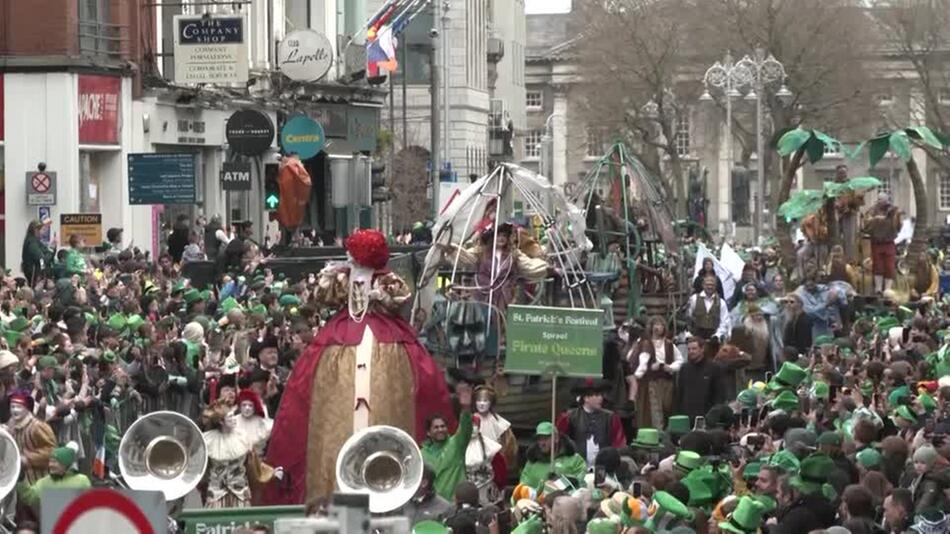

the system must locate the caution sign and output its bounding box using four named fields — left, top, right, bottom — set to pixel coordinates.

left=26, top=171, right=57, bottom=205
left=60, top=213, right=102, bottom=246
left=41, top=488, right=166, bottom=534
